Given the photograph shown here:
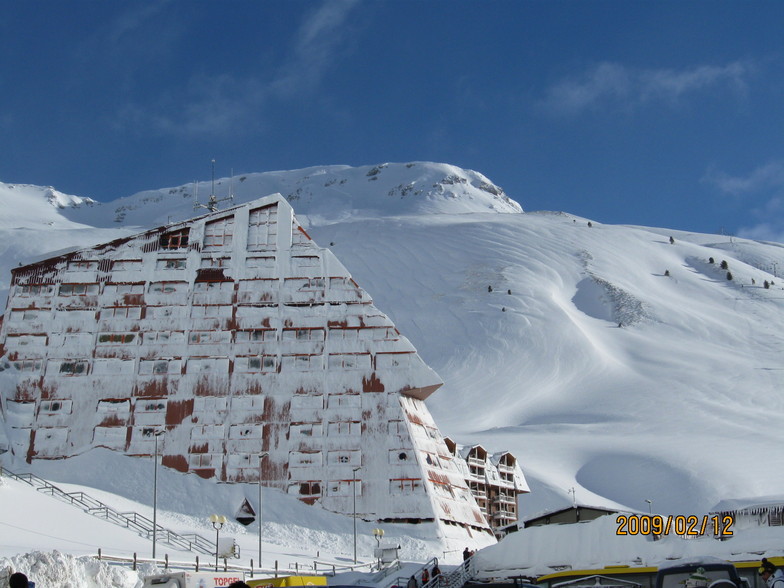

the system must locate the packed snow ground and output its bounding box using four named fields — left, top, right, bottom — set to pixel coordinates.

left=2, top=162, right=784, bottom=586
left=1, top=451, right=453, bottom=587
